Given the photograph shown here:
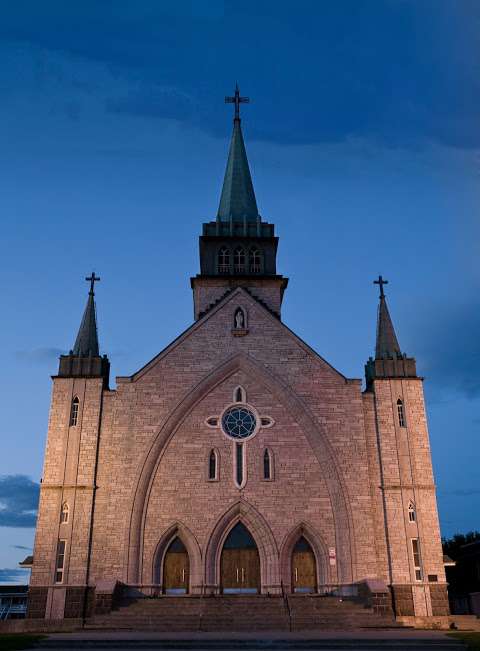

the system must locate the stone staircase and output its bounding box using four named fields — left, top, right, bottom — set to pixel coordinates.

left=87, top=595, right=399, bottom=632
